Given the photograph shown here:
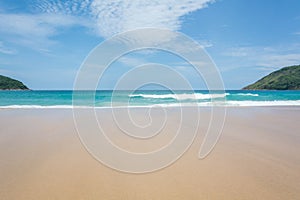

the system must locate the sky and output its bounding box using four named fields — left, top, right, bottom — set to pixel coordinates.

left=0, top=0, right=300, bottom=90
